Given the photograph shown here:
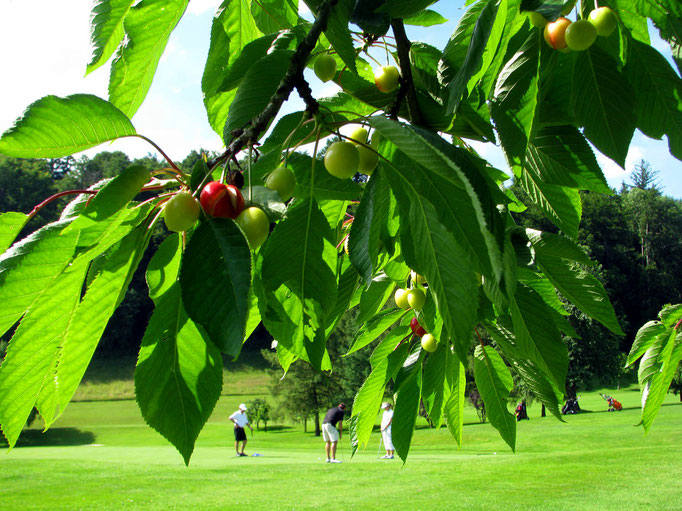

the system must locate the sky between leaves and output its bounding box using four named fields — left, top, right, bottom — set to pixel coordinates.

left=0, top=0, right=680, bottom=197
